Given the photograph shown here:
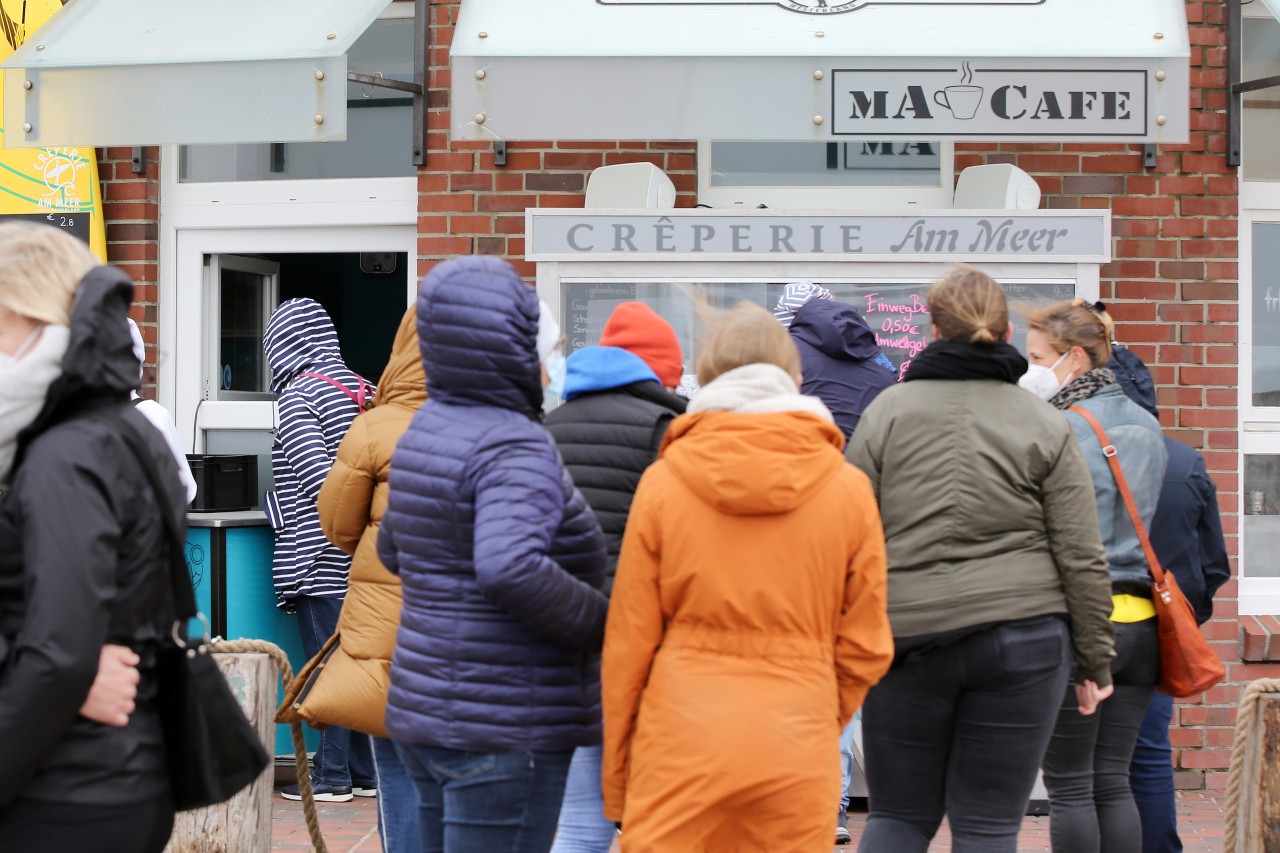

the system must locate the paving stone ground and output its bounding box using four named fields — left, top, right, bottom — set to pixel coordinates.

left=271, top=788, right=1227, bottom=852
